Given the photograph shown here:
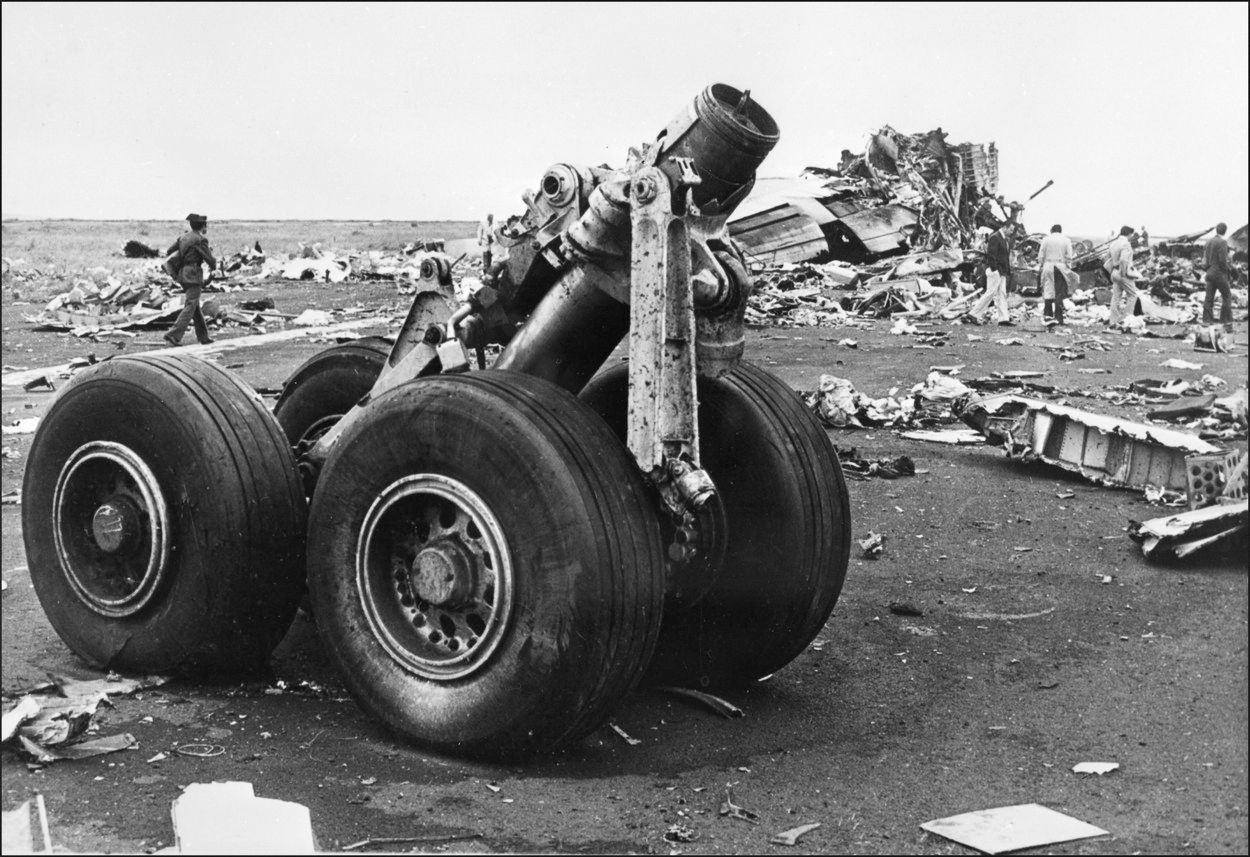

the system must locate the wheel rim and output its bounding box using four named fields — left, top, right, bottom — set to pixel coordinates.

left=356, top=474, right=513, bottom=680
left=52, top=441, right=171, bottom=617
